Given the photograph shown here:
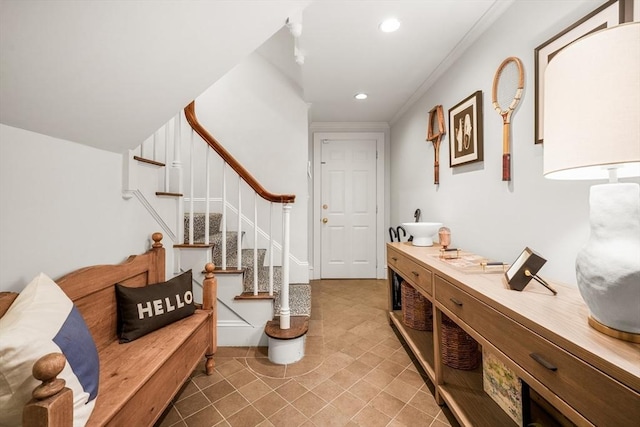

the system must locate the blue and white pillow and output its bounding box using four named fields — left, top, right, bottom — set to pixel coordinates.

left=0, top=273, right=99, bottom=427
